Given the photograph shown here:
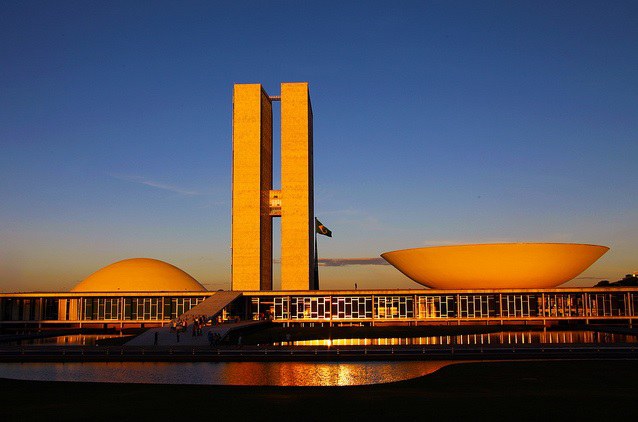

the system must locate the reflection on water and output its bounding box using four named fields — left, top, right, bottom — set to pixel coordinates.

left=0, top=361, right=453, bottom=386
left=275, top=331, right=638, bottom=347
left=8, top=330, right=635, bottom=347
left=9, top=335, right=122, bottom=346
